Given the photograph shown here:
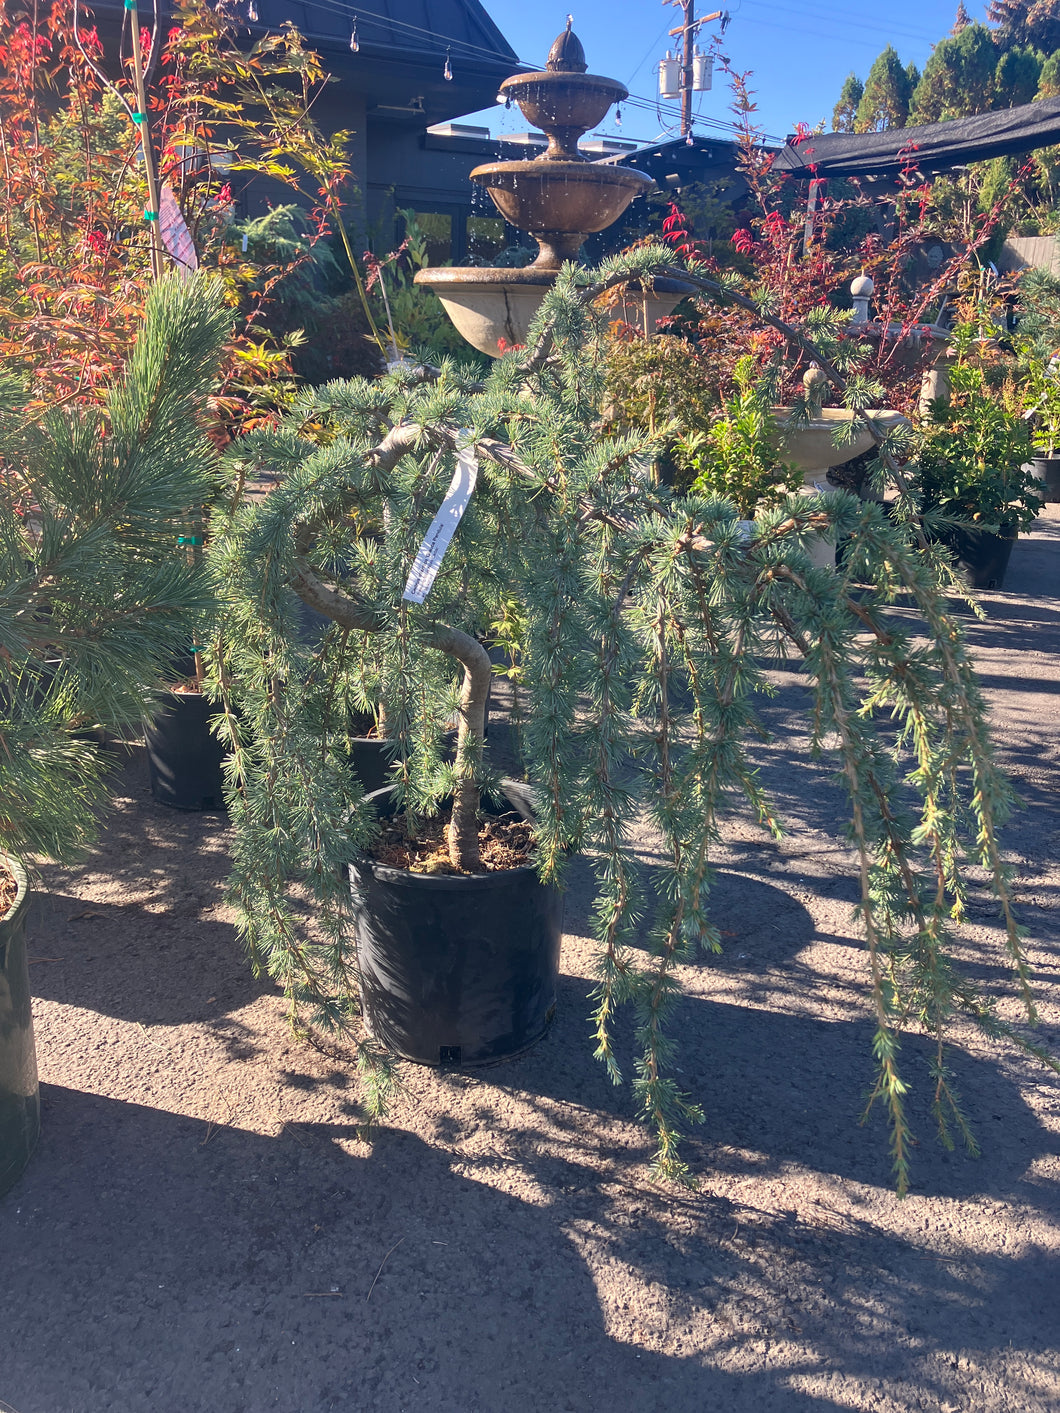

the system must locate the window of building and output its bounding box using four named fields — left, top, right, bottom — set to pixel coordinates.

left=411, top=211, right=453, bottom=265
left=466, top=216, right=506, bottom=263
